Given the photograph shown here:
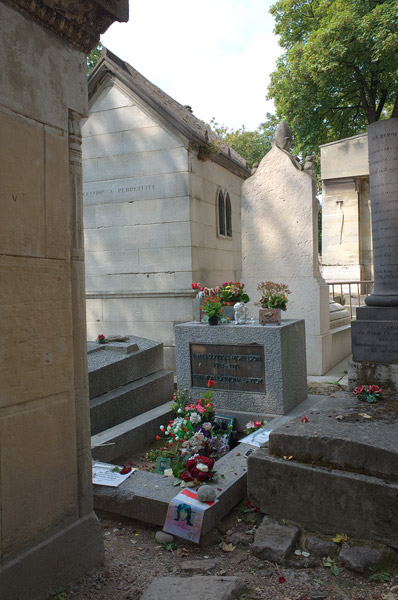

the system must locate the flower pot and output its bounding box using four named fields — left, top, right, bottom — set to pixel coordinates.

left=259, top=308, right=281, bottom=325
left=208, top=315, right=219, bottom=326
